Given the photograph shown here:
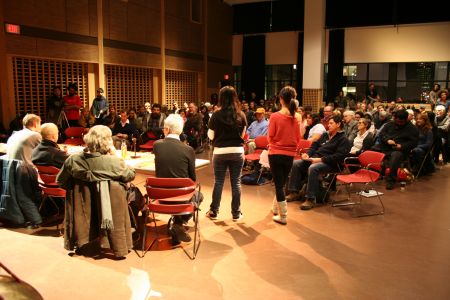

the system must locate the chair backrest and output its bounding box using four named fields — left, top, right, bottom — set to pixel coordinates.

left=254, top=135, right=269, bottom=149
left=359, top=151, right=385, bottom=171
left=64, top=127, right=85, bottom=138
left=147, top=131, right=158, bottom=140
left=297, top=139, right=312, bottom=153
left=34, top=165, right=60, bottom=175
left=145, top=177, right=196, bottom=200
